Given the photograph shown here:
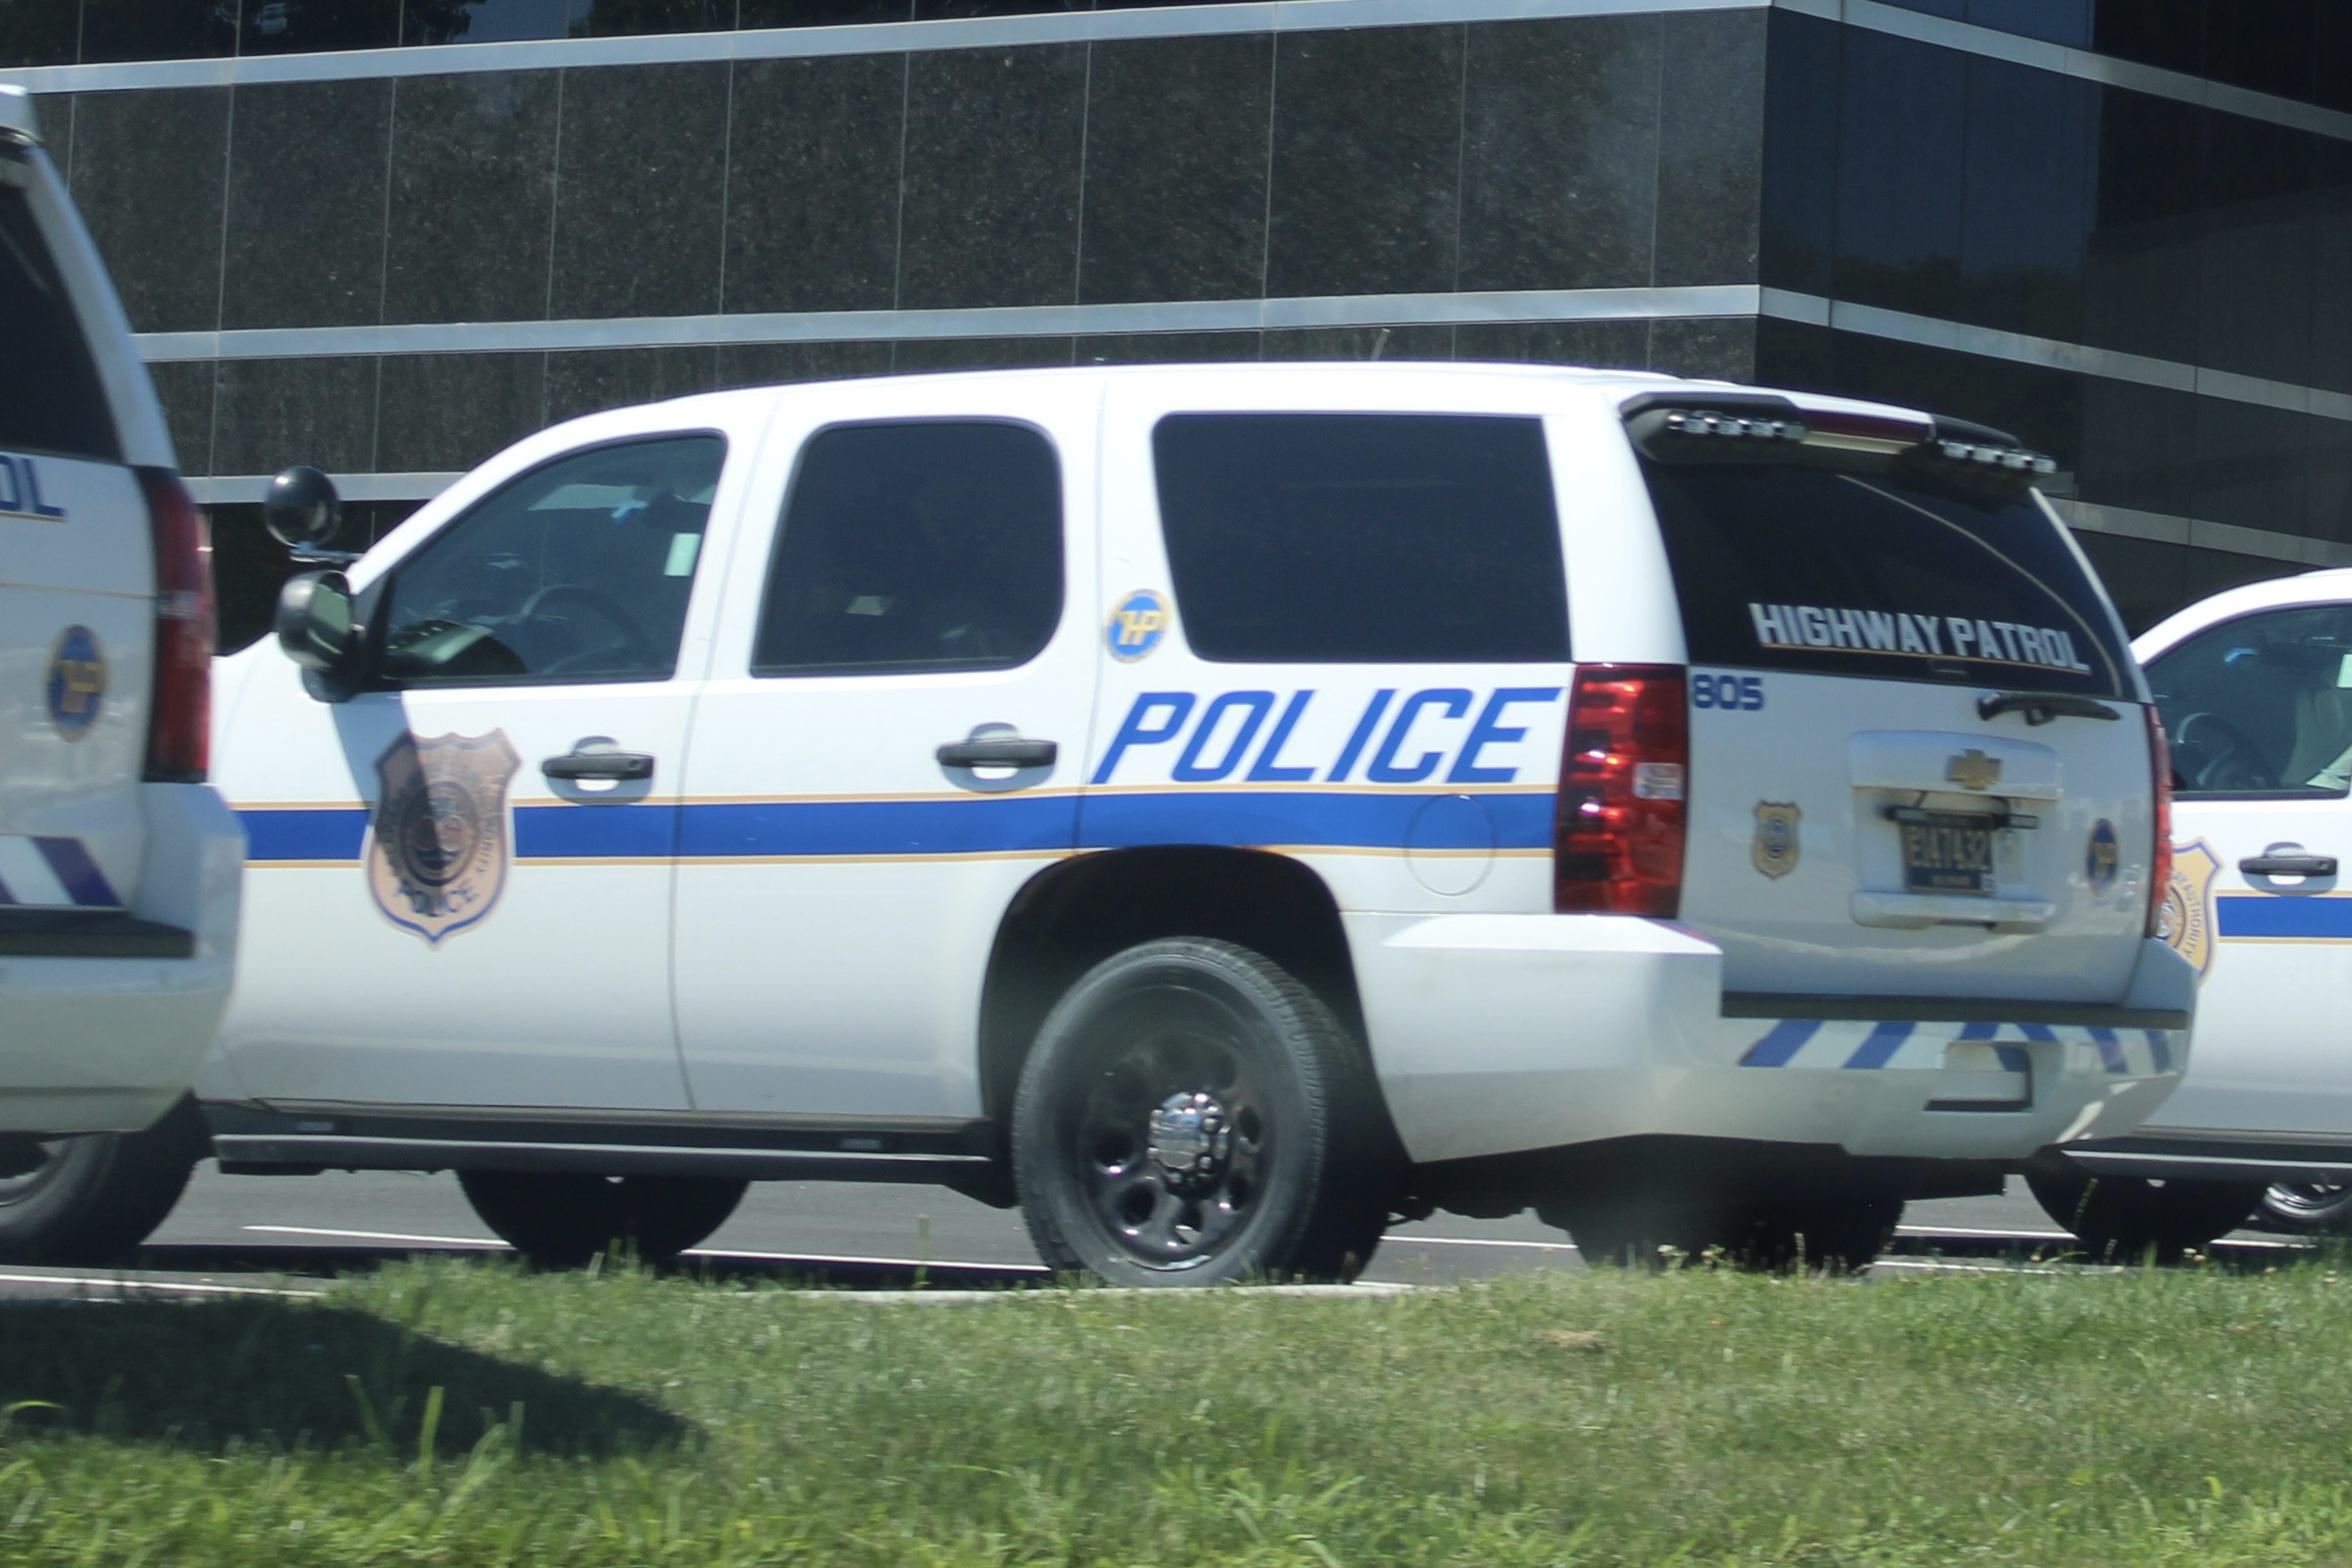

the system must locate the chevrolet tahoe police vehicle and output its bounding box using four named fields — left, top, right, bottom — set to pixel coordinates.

left=175, top=362, right=2186, bottom=1280
left=2025, top=569, right=2352, bottom=1255
left=0, top=85, right=245, bottom=1262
